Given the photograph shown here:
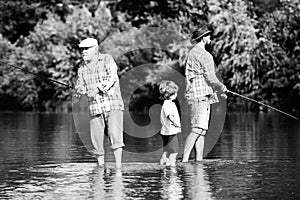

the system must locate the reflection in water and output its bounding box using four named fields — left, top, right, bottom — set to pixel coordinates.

left=0, top=112, right=80, bottom=167
left=182, top=163, right=215, bottom=200
left=160, top=167, right=183, bottom=200
left=92, top=167, right=125, bottom=200
left=1, top=112, right=300, bottom=199
left=0, top=162, right=214, bottom=200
